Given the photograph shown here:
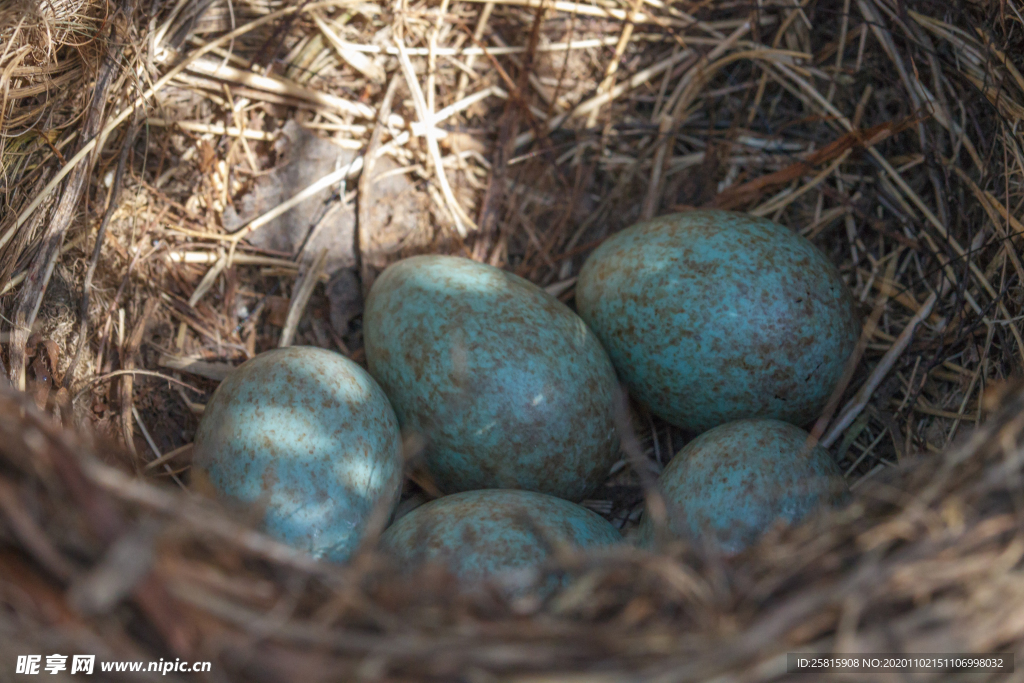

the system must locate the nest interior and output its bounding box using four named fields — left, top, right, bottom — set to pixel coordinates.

left=1, top=0, right=1023, bottom=679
